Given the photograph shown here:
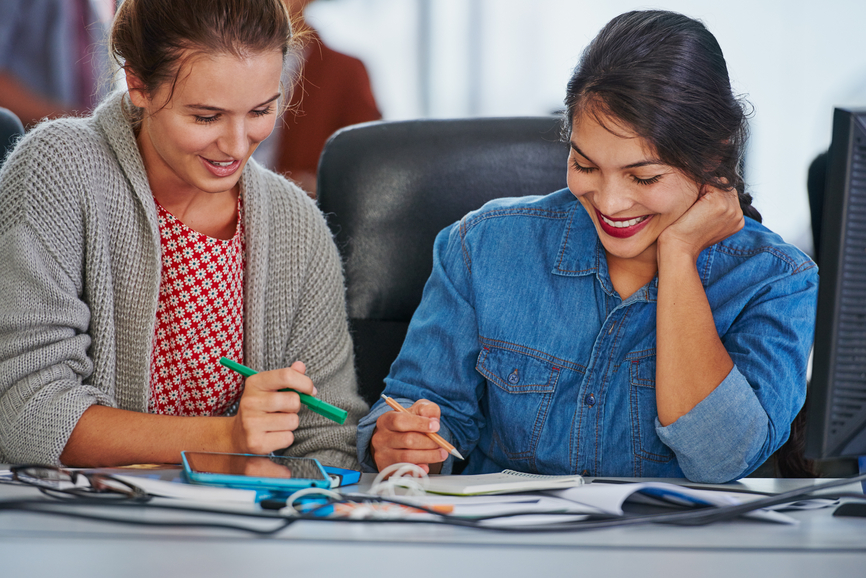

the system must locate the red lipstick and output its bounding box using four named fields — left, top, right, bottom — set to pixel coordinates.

left=595, top=209, right=653, bottom=239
